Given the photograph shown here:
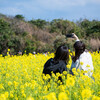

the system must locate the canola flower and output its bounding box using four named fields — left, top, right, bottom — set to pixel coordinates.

left=58, top=92, right=68, bottom=100
left=81, top=88, right=92, bottom=99
left=27, top=96, right=34, bottom=100
left=0, top=51, right=100, bottom=100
